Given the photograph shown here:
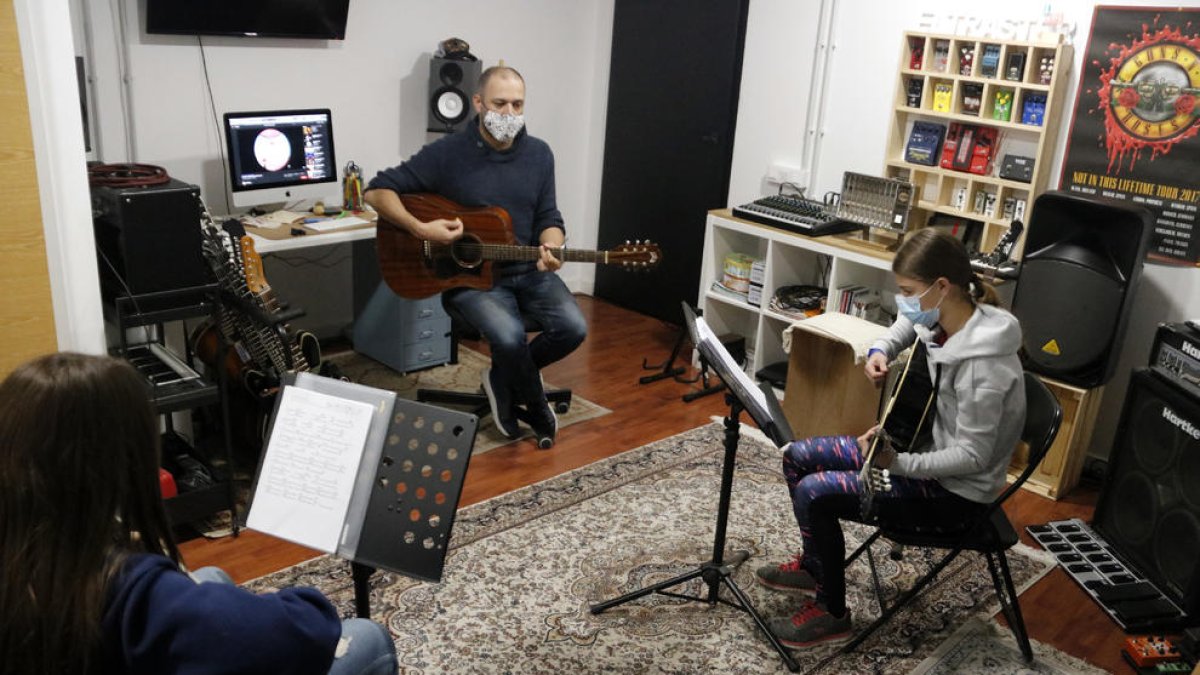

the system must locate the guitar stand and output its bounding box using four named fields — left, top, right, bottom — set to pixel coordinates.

left=679, top=358, right=726, bottom=403
left=639, top=322, right=688, bottom=385
left=590, top=397, right=800, bottom=673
